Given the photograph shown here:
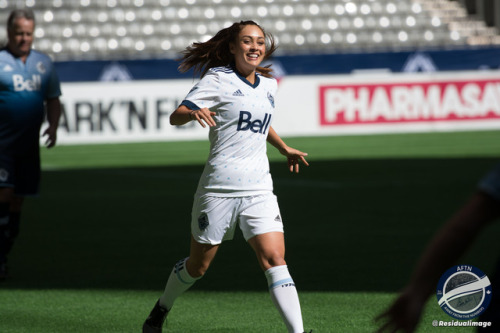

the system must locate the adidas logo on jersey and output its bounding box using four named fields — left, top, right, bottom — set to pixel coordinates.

left=274, top=215, right=282, bottom=222
left=232, top=89, right=244, bottom=96
left=2, top=64, right=13, bottom=72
